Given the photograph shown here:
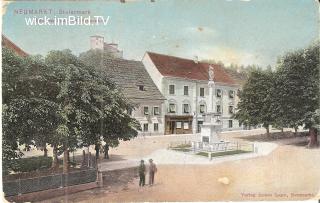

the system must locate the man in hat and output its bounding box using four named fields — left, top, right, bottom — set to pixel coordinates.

left=138, top=160, right=146, bottom=187
left=148, top=159, right=157, bottom=186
